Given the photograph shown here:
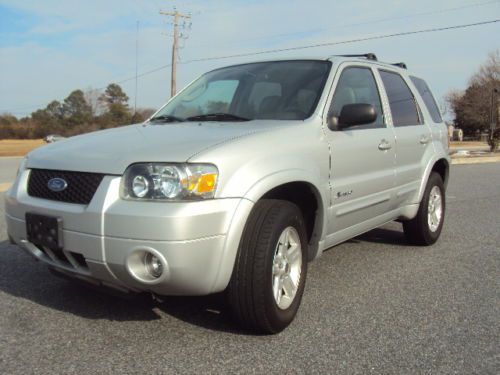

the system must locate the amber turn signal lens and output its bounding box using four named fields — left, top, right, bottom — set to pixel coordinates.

left=196, top=173, right=217, bottom=193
